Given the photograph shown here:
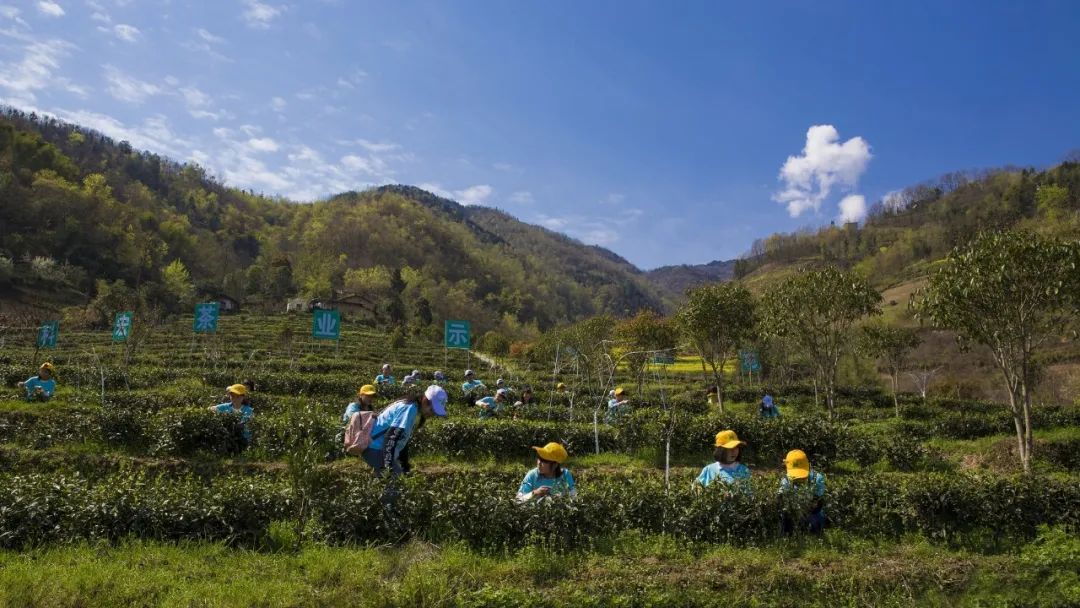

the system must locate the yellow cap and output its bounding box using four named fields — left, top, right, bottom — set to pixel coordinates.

left=714, top=430, right=746, bottom=449
left=39, top=362, right=56, bottom=373
left=614, top=387, right=625, bottom=397
left=357, top=384, right=377, bottom=396
left=556, top=382, right=566, bottom=390
left=532, top=442, right=569, bottom=464
left=784, top=449, right=811, bottom=479
left=225, top=383, right=248, bottom=397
